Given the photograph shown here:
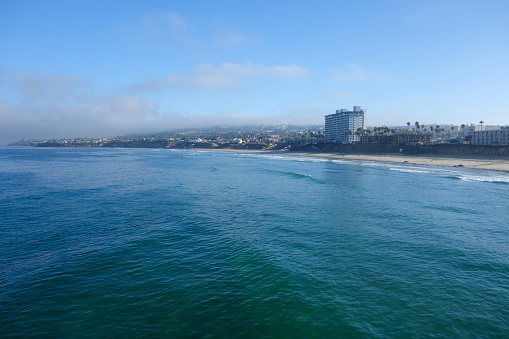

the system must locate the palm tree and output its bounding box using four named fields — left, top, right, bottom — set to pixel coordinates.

left=415, top=121, right=420, bottom=131
left=317, top=131, right=324, bottom=141
left=407, top=122, right=411, bottom=130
